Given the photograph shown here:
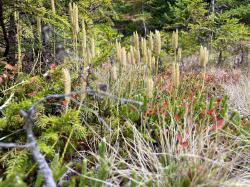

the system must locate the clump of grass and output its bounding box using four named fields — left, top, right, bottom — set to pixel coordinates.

left=69, top=118, right=250, bottom=186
